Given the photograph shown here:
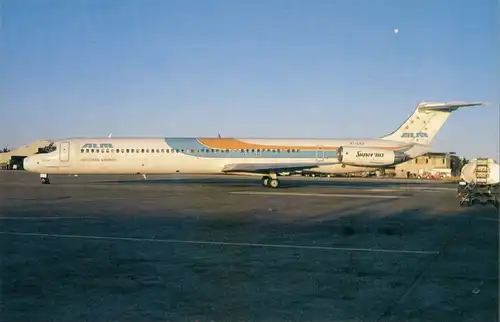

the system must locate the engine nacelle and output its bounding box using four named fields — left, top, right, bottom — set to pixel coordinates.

left=337, top=146, right=404, bottom=166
